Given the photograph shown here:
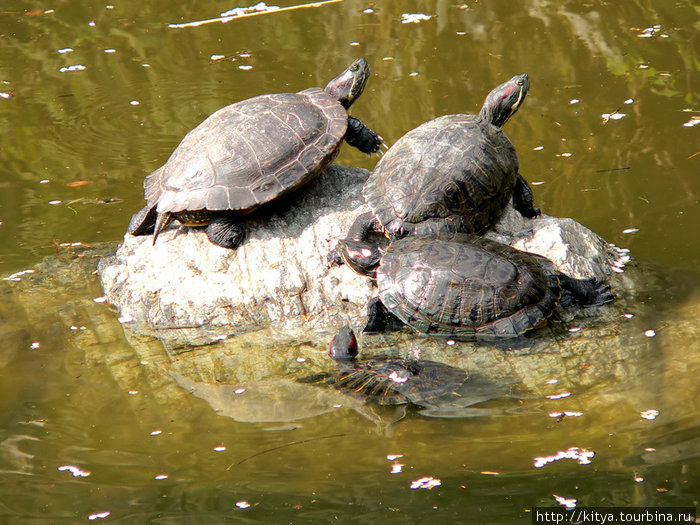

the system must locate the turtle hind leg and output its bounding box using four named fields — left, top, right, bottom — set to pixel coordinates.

left=345, top=116, right=384, bottom=154
left=206, top=215, right=247, bottom=249
left=512, top=173, right=541, bottom=219
left=558, top=274, right=615, bottom=307
left=127, top=205, right=158, bottom=236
